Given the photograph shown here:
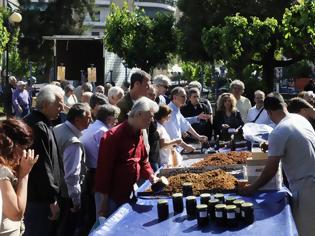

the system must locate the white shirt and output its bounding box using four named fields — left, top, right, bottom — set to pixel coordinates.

left=236, top=96, right=252, bottom=123
left=80, top=120, right=108, bottom=169
left=268, top=114, right=315, bottom=194
left=247, top=105, right=273, bottom=125
left=157, top=123, right=172, bottom=165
